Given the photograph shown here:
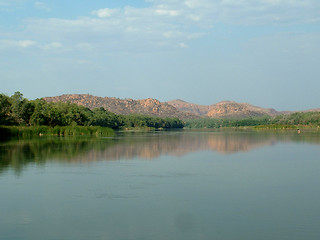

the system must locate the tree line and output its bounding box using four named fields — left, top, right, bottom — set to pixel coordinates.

left=0, top=92, right=184, bottom=129
left=2, top=92, right=318, bottom=130
left=184, top=112, right=320, bottom=129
